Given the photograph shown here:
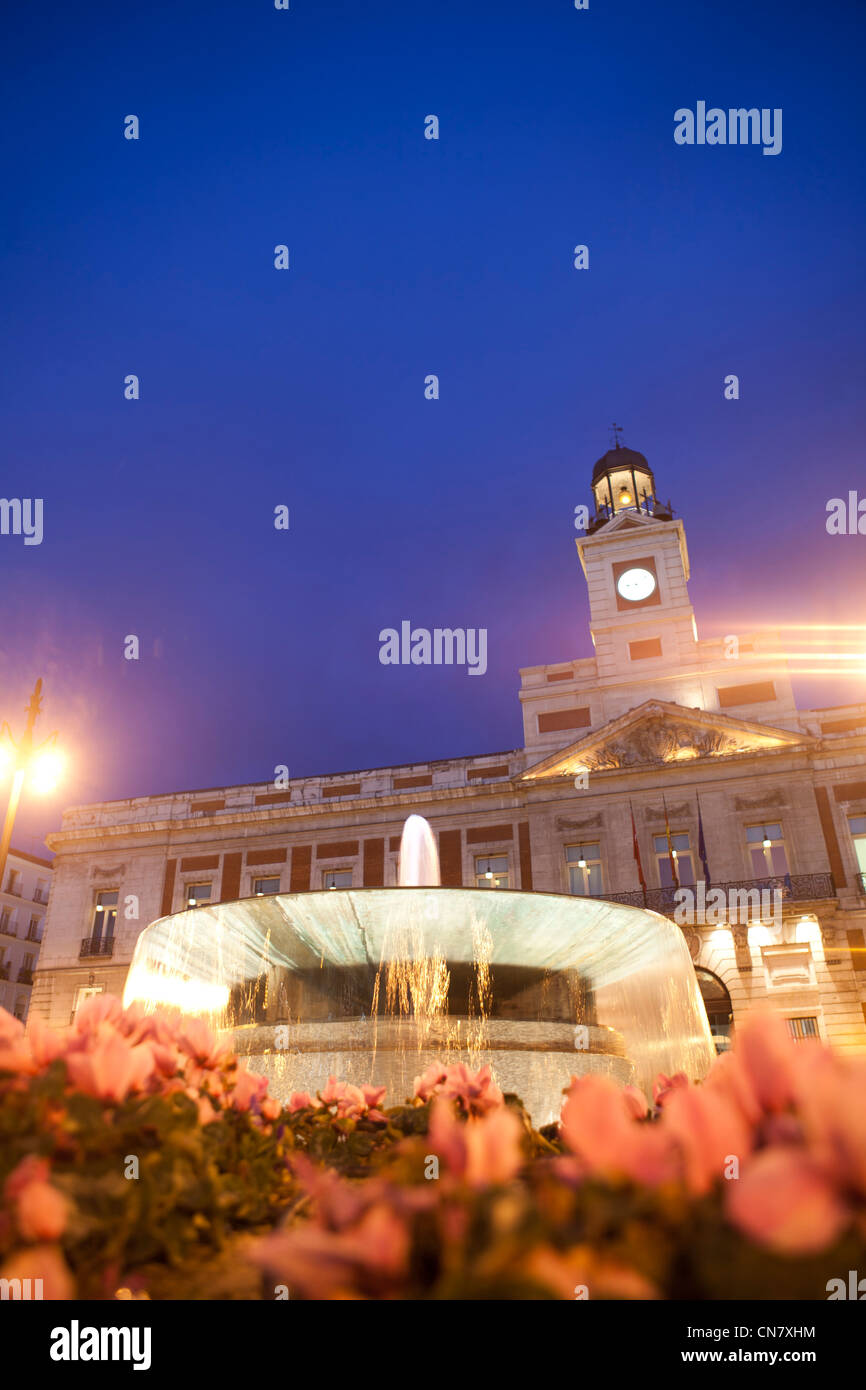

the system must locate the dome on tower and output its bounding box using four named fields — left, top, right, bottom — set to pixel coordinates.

left=591, top=446, right=651, bottom=487
left=586, top=438, right=671, bottom=533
